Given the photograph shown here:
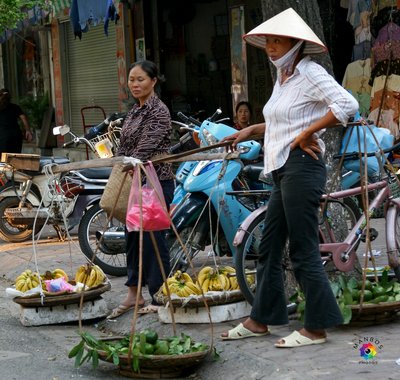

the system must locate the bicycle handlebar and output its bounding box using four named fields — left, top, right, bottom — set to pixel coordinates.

left=333, top=141, right=400, bottom=161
